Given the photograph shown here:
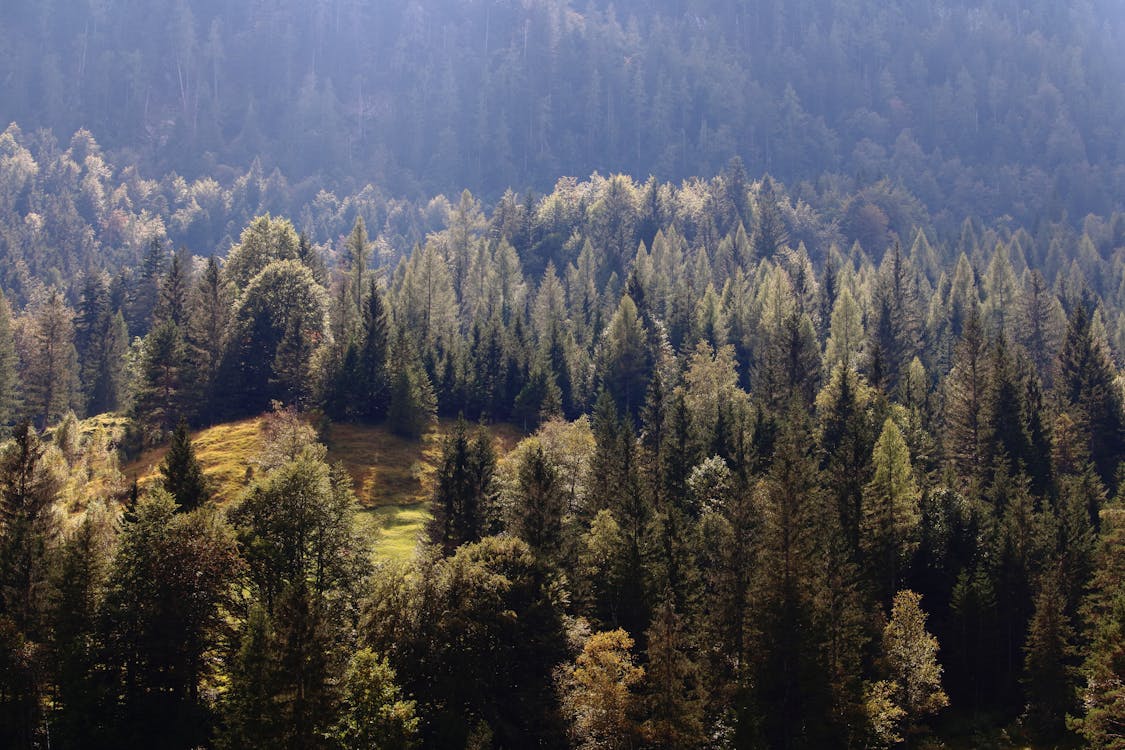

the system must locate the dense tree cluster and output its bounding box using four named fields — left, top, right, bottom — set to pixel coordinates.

left=0, top=164, right=1124, bottom=747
